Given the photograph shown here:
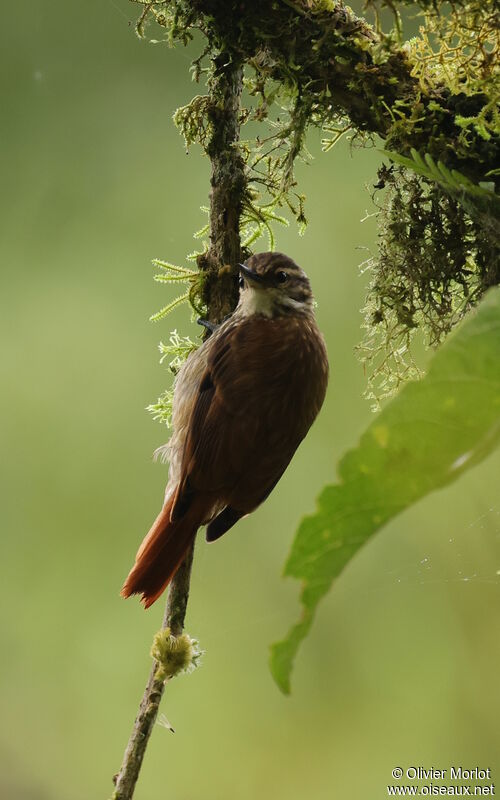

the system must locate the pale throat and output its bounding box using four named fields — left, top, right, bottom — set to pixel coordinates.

left=237, top=286, right=312, bottom=318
